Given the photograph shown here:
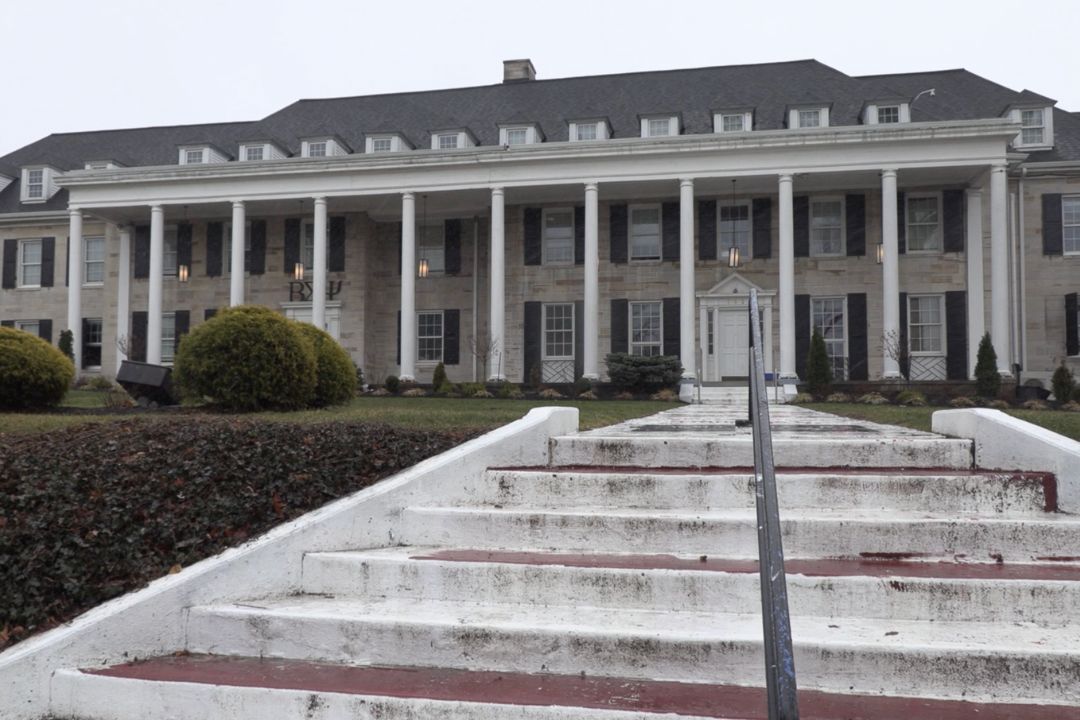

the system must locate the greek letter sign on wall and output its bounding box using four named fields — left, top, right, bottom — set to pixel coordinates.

left=289, top=281, right=342, bottom=302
